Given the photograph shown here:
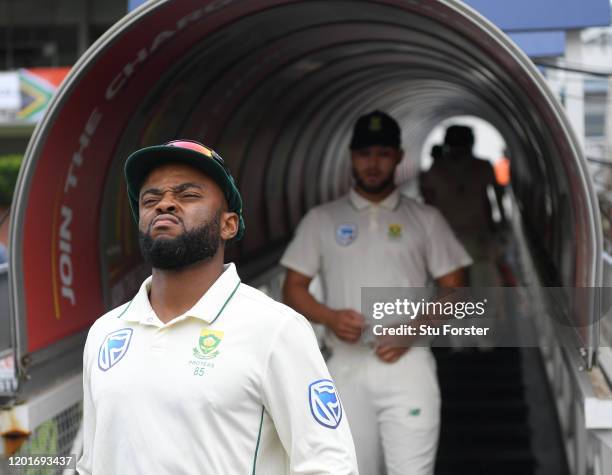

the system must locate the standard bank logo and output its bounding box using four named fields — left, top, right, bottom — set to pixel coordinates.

left=98, top=328, right=133, bottom=371
left=309, top=379, right=343, bottom=429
